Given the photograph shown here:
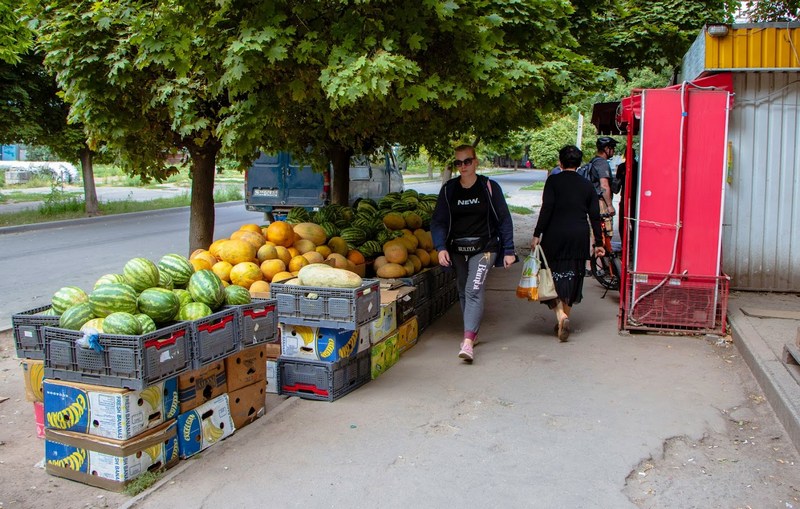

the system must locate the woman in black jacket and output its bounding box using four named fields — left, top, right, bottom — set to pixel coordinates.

left=430, top=144, right=517, bottom=363
left=531, top=145, right=605, bottom=342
